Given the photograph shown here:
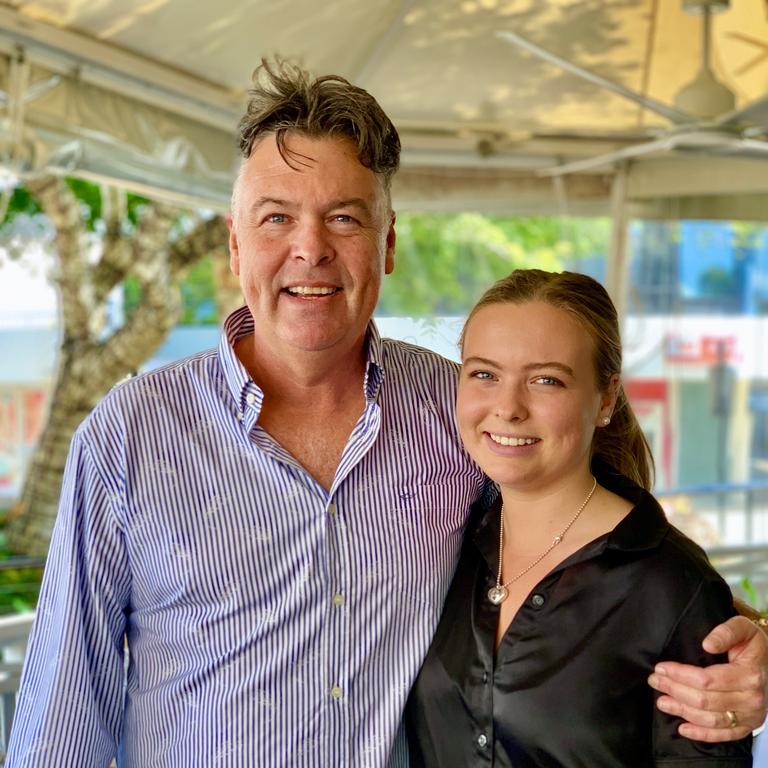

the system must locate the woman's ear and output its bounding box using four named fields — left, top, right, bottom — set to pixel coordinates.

left=597, top=373, right=621, bottom=426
